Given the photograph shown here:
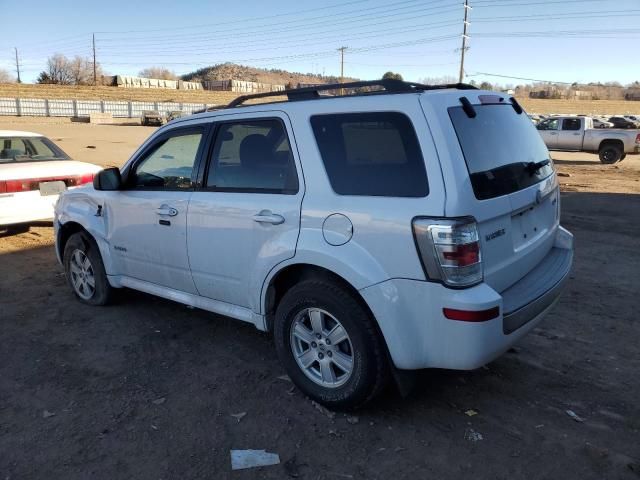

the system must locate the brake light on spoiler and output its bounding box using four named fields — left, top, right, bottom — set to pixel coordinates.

left=412, top=217, right=483, bottom=288
left=0, top=173, right=94, bottom=194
